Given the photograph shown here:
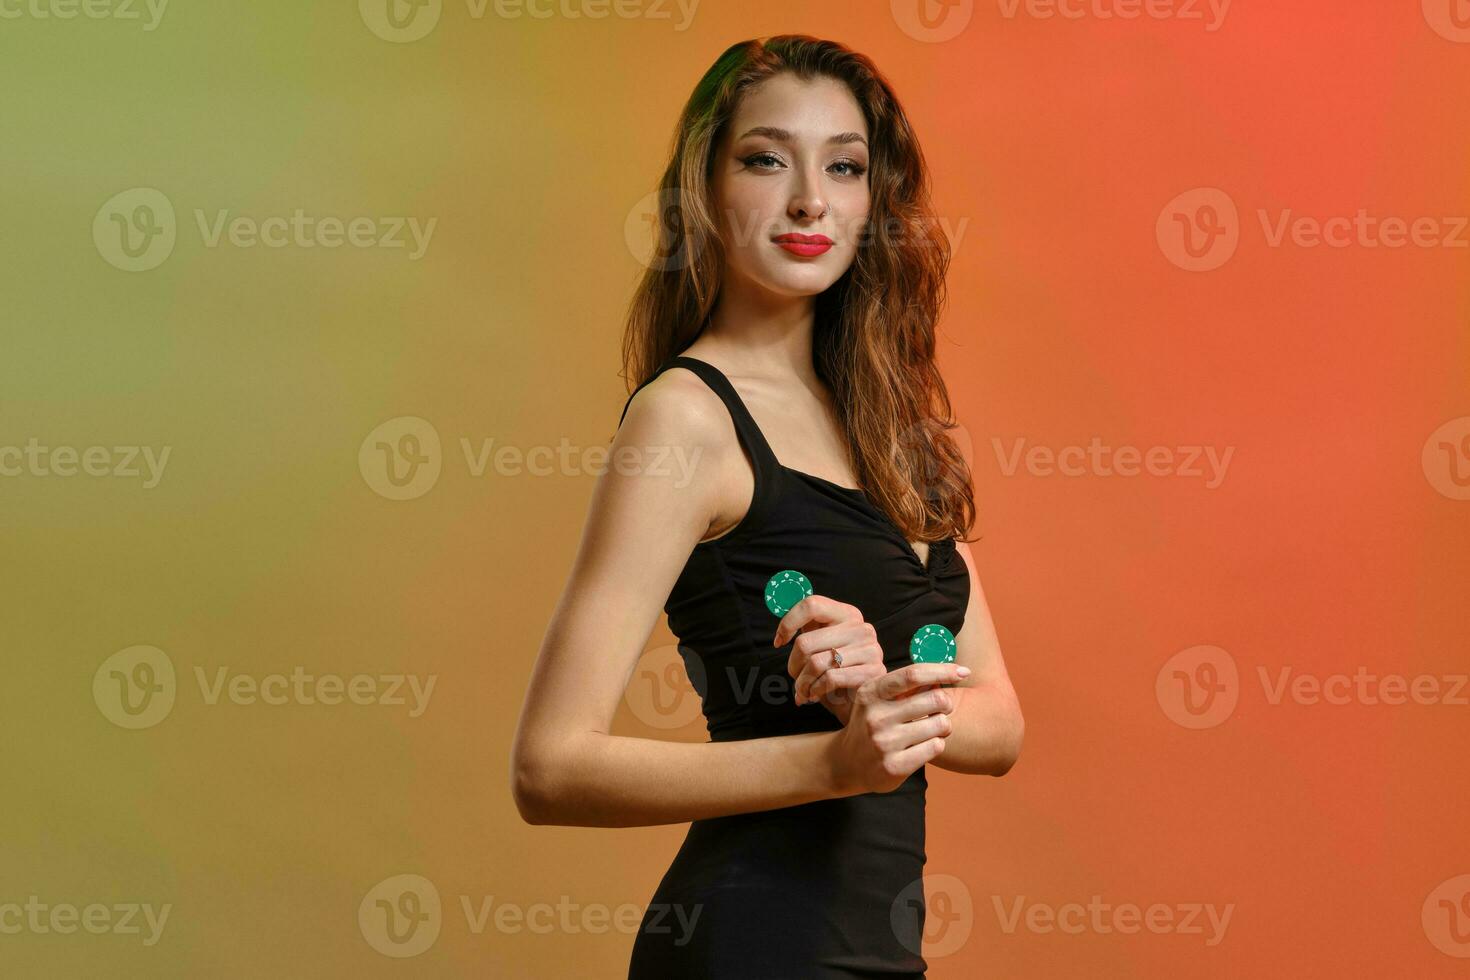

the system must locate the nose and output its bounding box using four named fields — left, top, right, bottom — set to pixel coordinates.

left=788, top=164, right=828, bottom=221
